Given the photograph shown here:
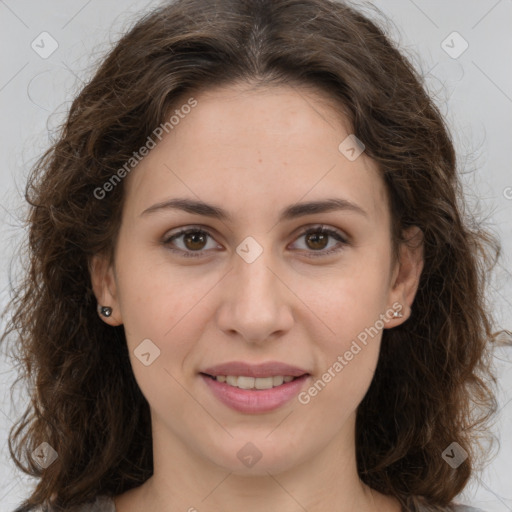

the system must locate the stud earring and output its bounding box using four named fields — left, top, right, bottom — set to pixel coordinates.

left=393, top=310, right=403, bottom=318
left=99, top=306, right=113, bottom=317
